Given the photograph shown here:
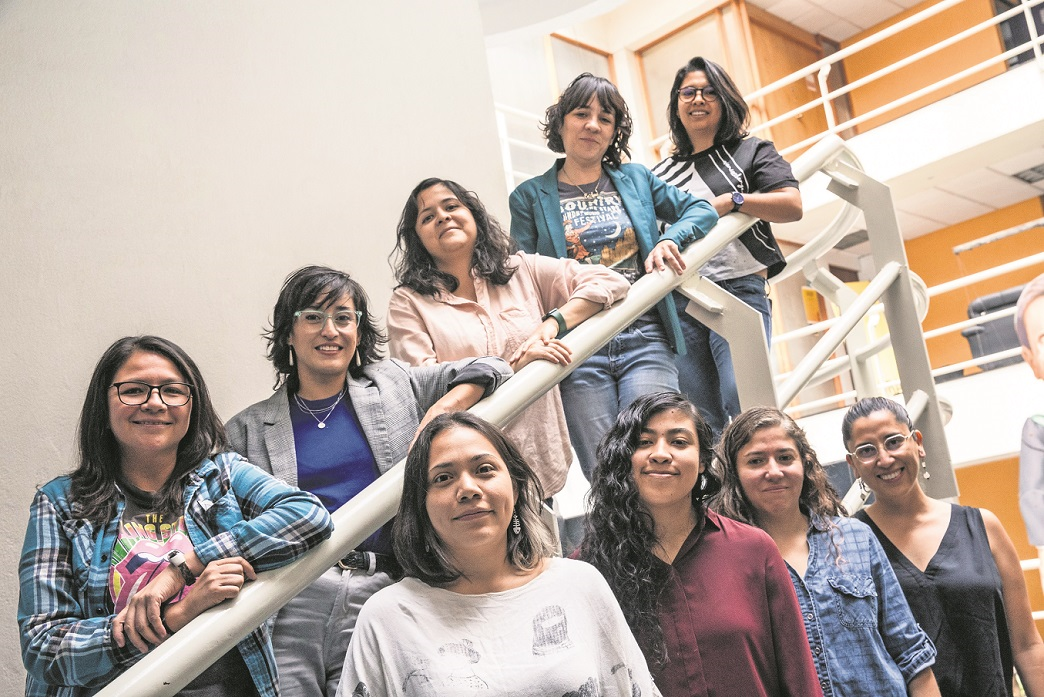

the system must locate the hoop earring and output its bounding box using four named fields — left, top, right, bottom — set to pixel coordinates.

left=857, top=478, right=870, bottom=495
left=511, top=513, right=521, bottom=535
left=697, top=472, right=708, bottom=493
